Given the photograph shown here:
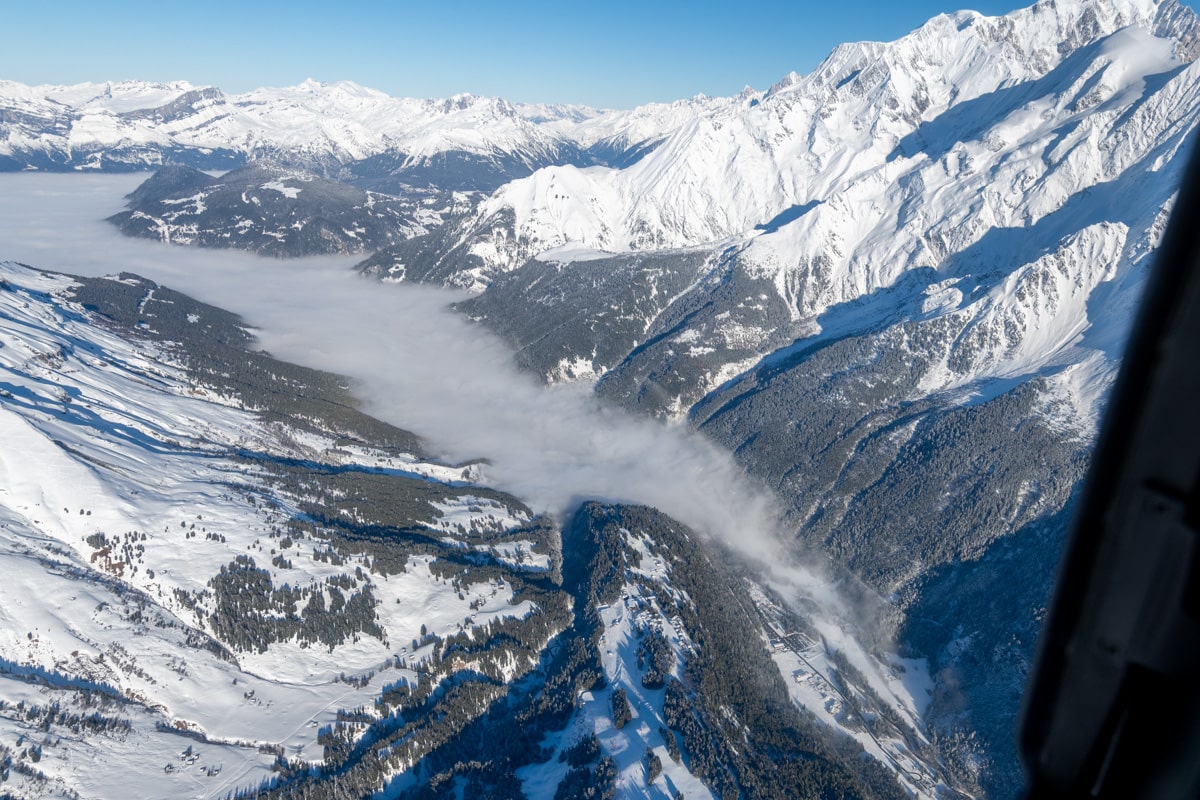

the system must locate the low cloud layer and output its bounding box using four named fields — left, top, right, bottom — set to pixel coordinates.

left=0, top=174, right=790, bottom=566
